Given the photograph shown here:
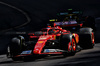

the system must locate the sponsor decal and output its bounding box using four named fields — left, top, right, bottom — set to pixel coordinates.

left=44, top=49, right=56, bottom=53
left=44, top=49, right=63, bottom=53
left=39, top=37, right=47, bottom=40
left=21, top=50, right=32, bottom=54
